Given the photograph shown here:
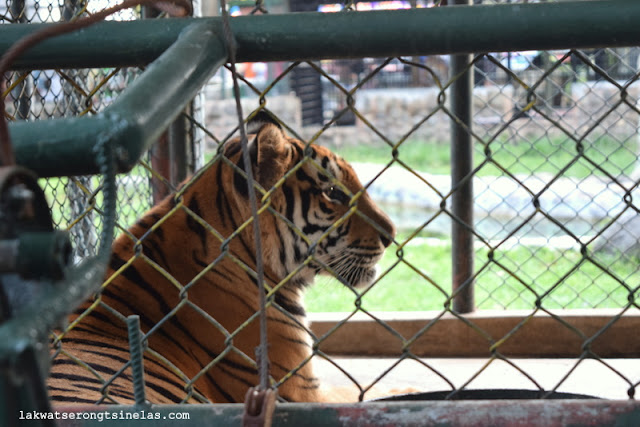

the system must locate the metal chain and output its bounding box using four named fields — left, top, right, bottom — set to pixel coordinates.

left=219, top=0, right=270, bottom=393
